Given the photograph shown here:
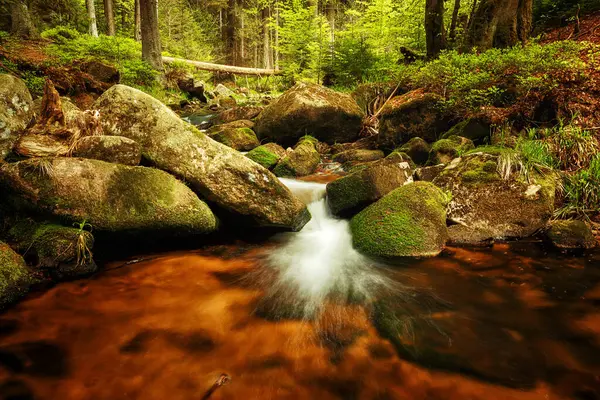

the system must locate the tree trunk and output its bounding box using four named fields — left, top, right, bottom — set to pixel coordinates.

left=134, top=0, right=142, bottom=41
left=139, top=0, right=163, bottom=70
left=449, top=0, right=461, bottom=41
left=274, top=4, right=279, bottom=69
left=466, top=0, right=478, bottom=32
left=262, top=7, right=272, bottom=69
left=425, top=0, right=446, bottom=59
left=223, top=0, right=236, bottom=64
left=104, top=0, right=116, bottom=36
left=517, top=0, right=533, bottom=42
left=86, top=0, right=99, bottom=37
left=10, top=1, right=39, bottom=39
